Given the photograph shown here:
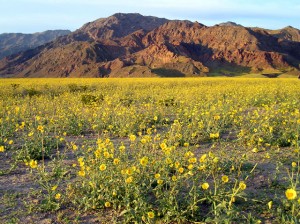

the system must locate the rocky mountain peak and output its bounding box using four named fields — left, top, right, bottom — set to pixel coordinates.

left=77, top=13, right=169, bottom=40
